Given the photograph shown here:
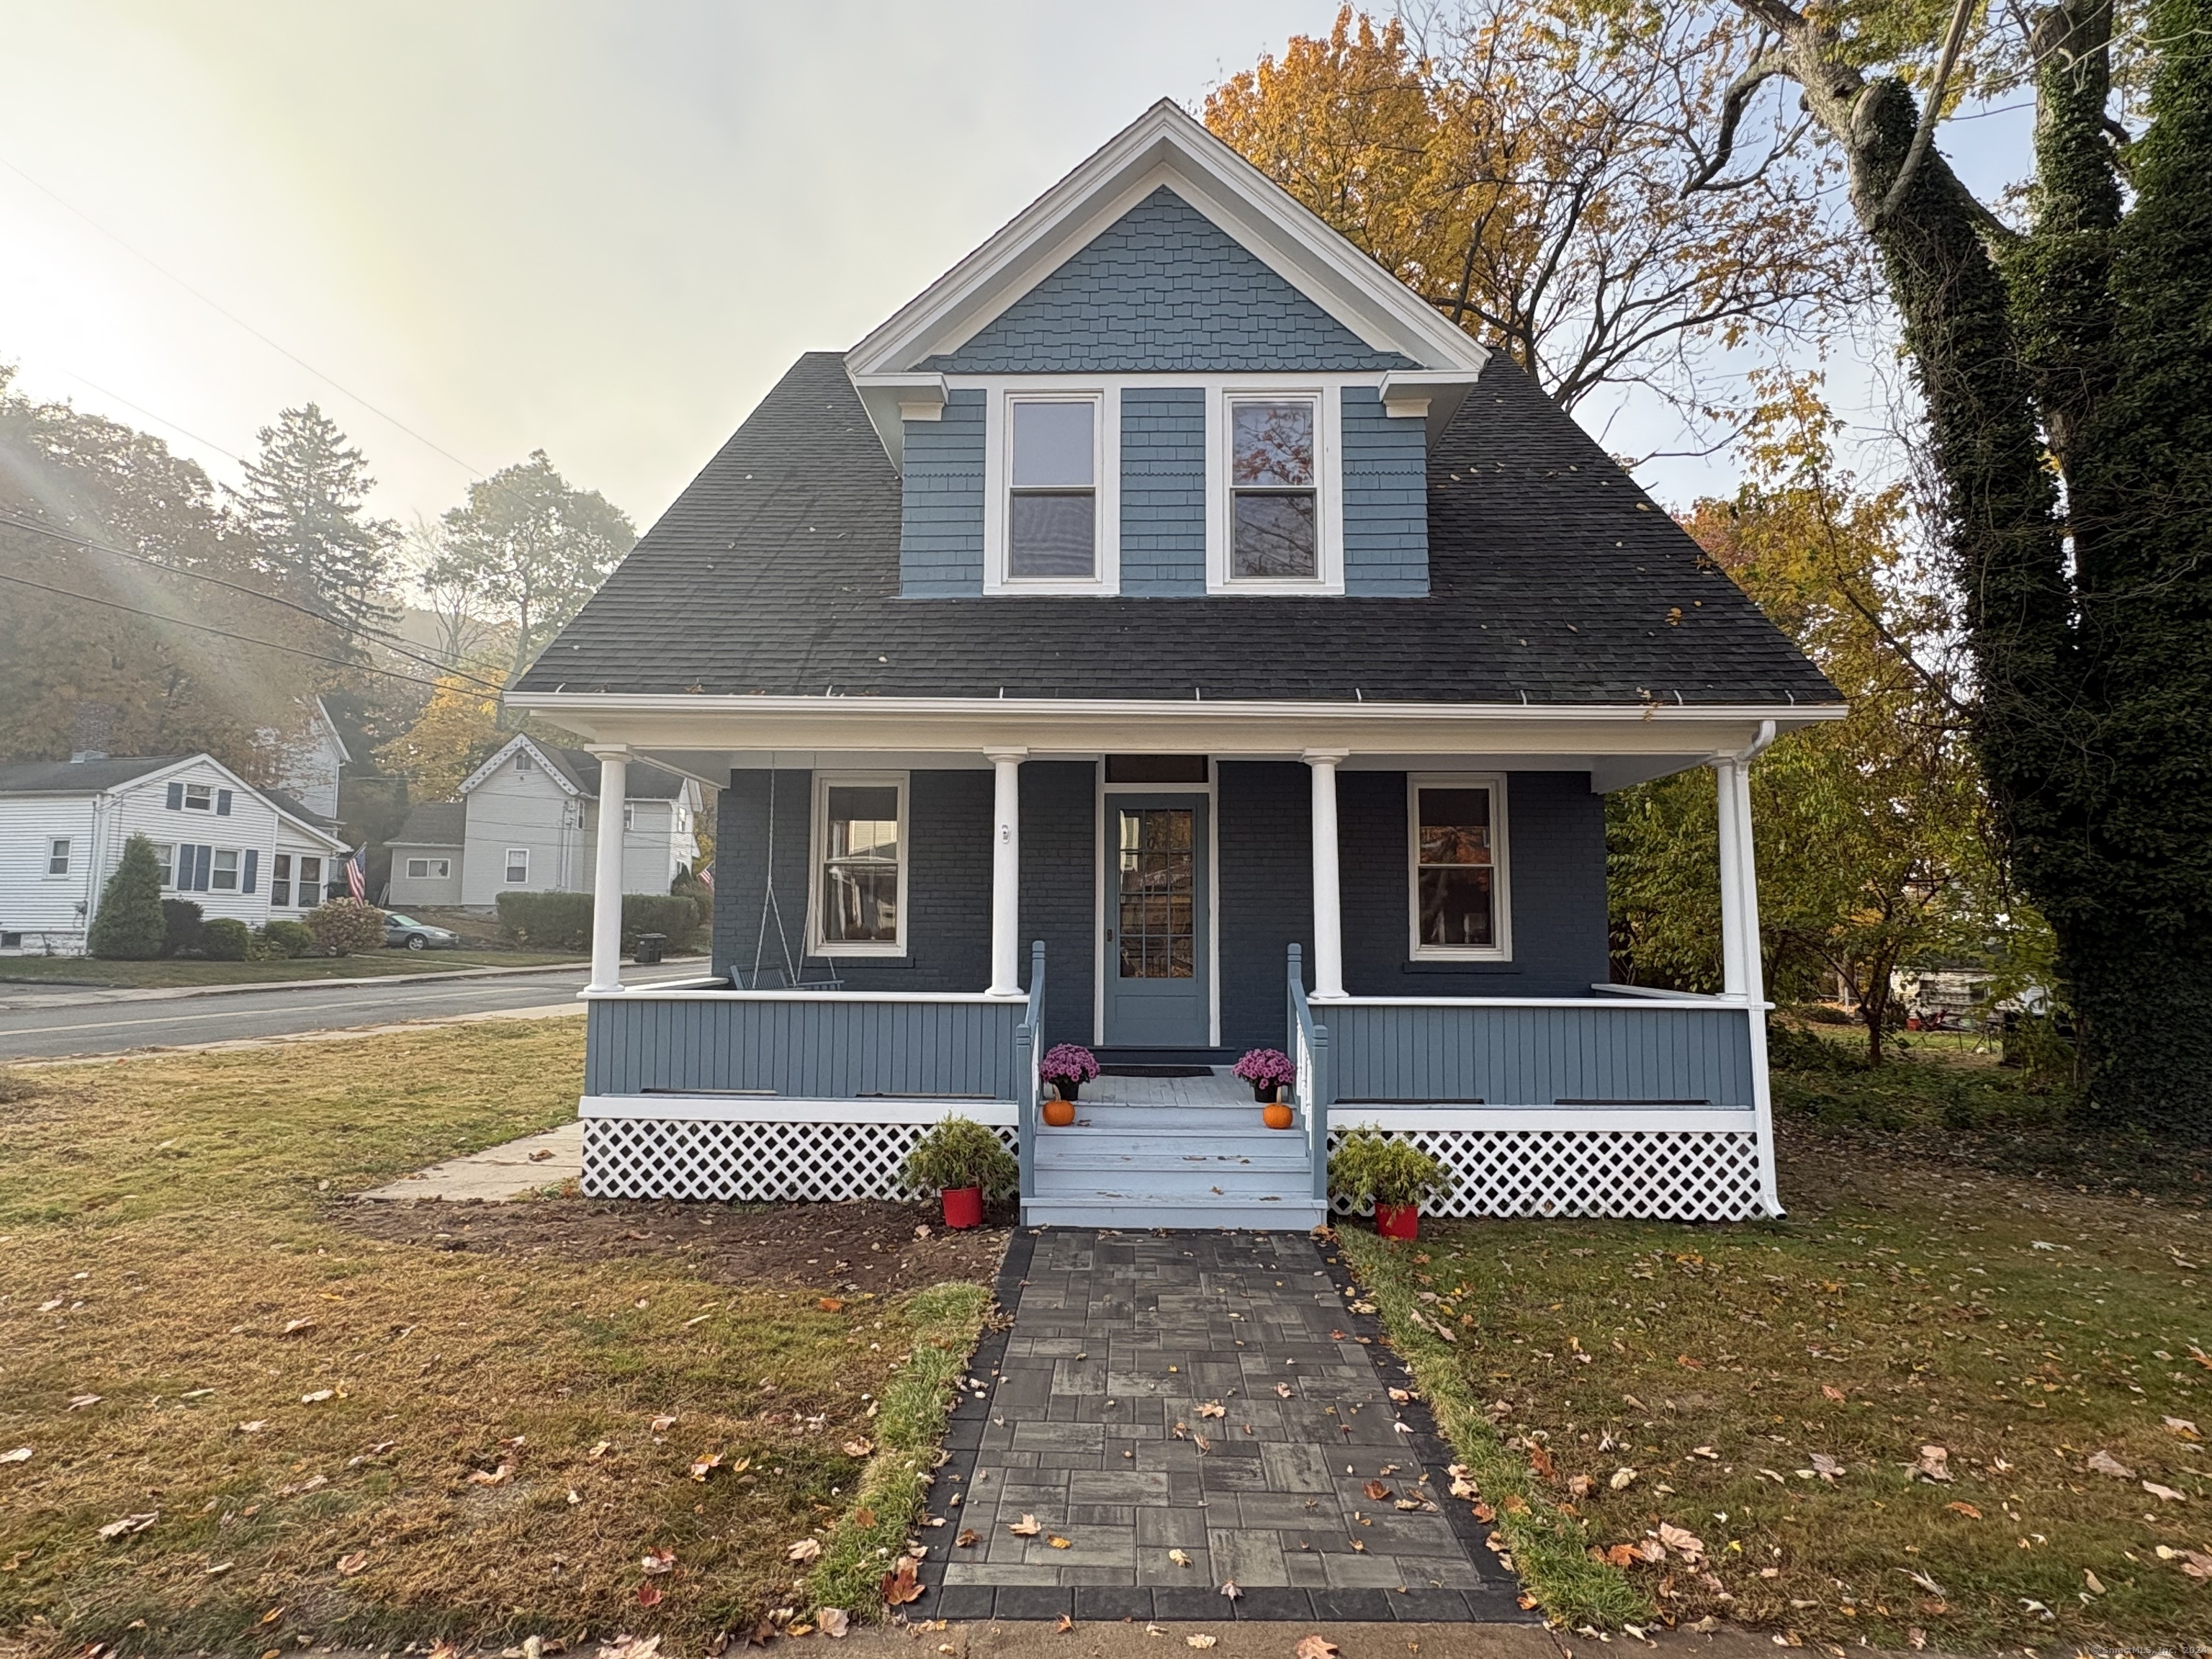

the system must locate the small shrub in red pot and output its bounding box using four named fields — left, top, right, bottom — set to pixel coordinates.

left=900, top=1115, right=1017, bottom=1230
left=1327, top=1128, right=1454, bottom=1242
